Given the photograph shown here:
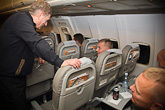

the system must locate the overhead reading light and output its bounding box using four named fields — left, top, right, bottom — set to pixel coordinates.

left=88, top=4, right=91, bottom=7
